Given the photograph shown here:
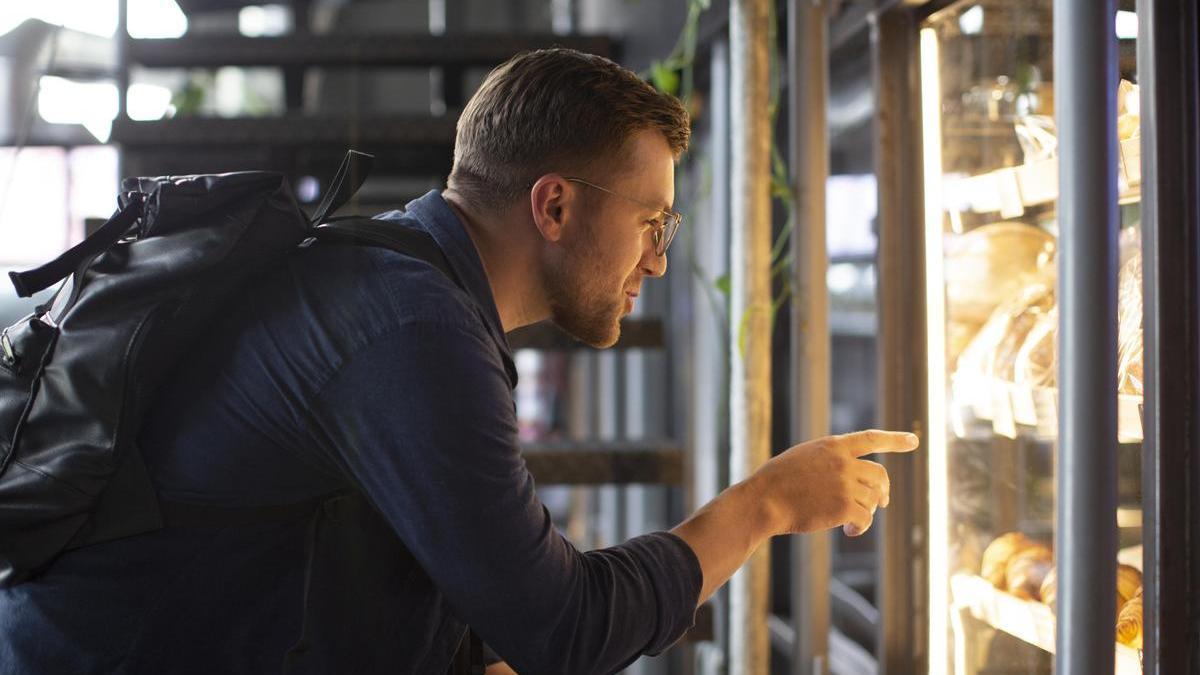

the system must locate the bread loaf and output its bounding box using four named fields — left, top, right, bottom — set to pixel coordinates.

left=944, top=223, right=1057, bottom=327
left=1116, top=564, right=1143, bottom=613
left=1005, top=544, right=1053, bottom=600
left=981, top=532, right=1032, bottom=588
